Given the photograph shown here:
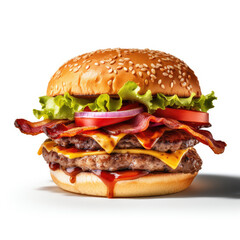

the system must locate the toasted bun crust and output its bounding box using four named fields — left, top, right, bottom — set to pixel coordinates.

left=47, top=48, right=201, bottom=97
left=50, top=169, right=198, bottom=197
